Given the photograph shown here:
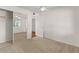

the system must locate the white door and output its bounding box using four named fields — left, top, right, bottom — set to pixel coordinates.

left=0, top=17, right=6, bottom=43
